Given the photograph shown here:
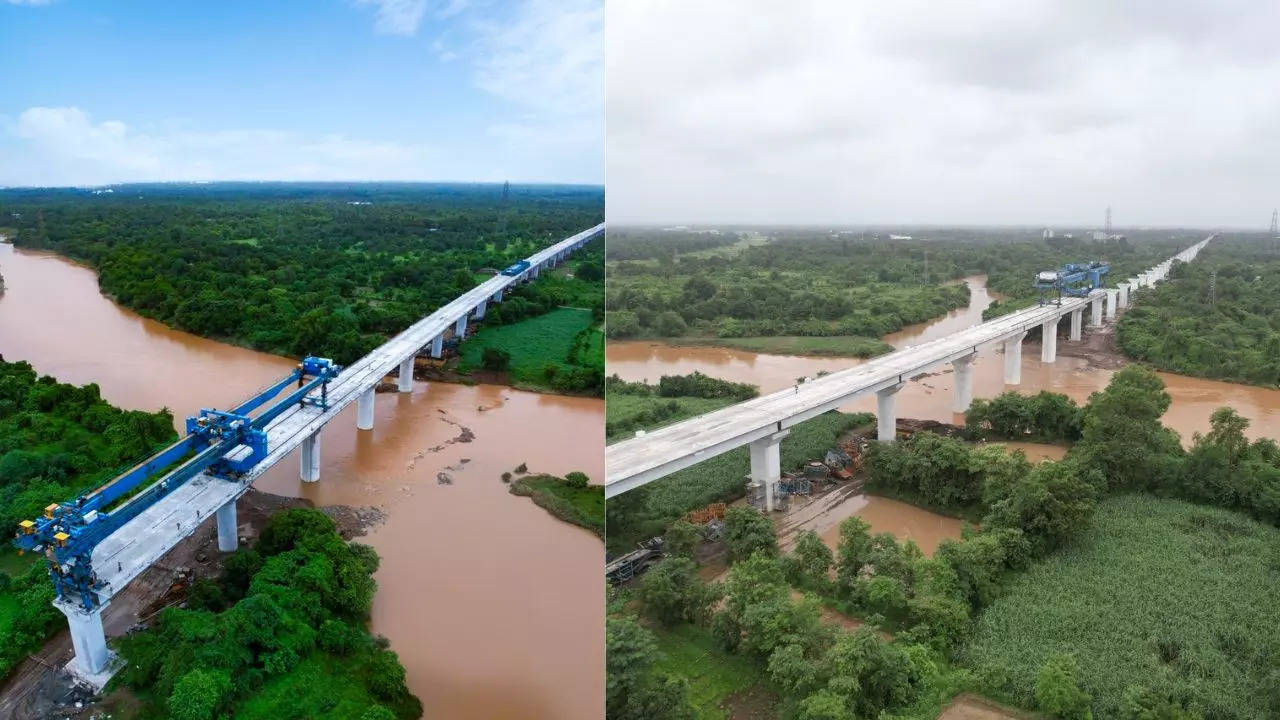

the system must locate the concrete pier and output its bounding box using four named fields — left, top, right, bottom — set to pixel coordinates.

left=356, top=388, right=375, bottom=430
left=951, top=354, right=975, bottom=413
left=397, top=356, right=414, bottom=392
left=474, top=299, right=487, bottom=319
left=60, top=601, right=112, bottom=680
left=216, top=499, right=237, bottom=552
left=1040, top=317, right=1059, bottom=363
left=299, top=432, right=321, bottom=483
left=1003, top=331, right=1026, bottom=384
left=876, top=383, right=905, bottom=442
left=1090, top=296, right=1103, bottom=326
left=492, top=289, right=503, bottom=303
left=1105, top=289, right=1119, bottom=319
left=749, top=430, right=789, bottom=512
left=1069, top=308, right=1082, bottom=341
left=431, top=334, right=443, bottom=359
